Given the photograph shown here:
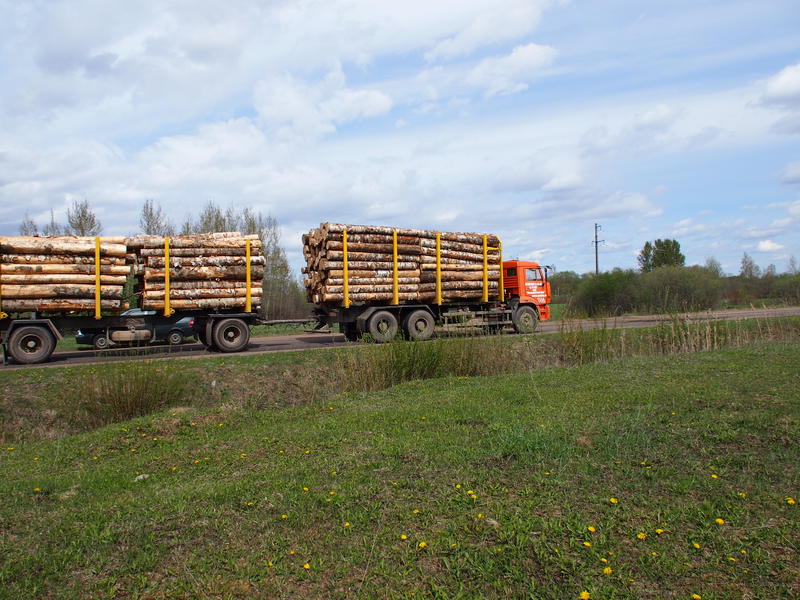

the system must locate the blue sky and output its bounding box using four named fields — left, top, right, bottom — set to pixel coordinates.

left=0, top=0, right=798, bottom=275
